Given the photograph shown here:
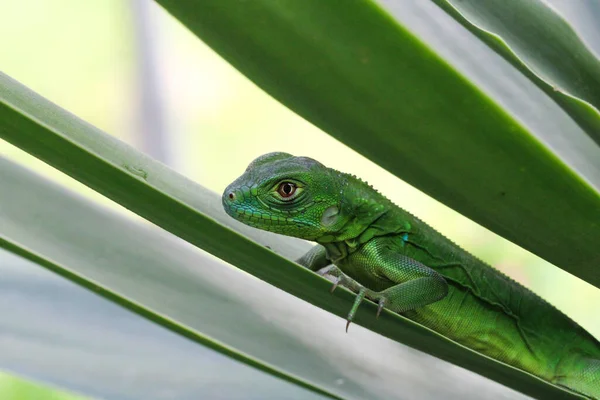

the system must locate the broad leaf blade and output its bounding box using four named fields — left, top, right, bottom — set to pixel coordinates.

left=432, top=0, right=600, bottom=145
left=0, top=74, right=581, bottom=399
left=152, top=0, right=600, bottom=288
